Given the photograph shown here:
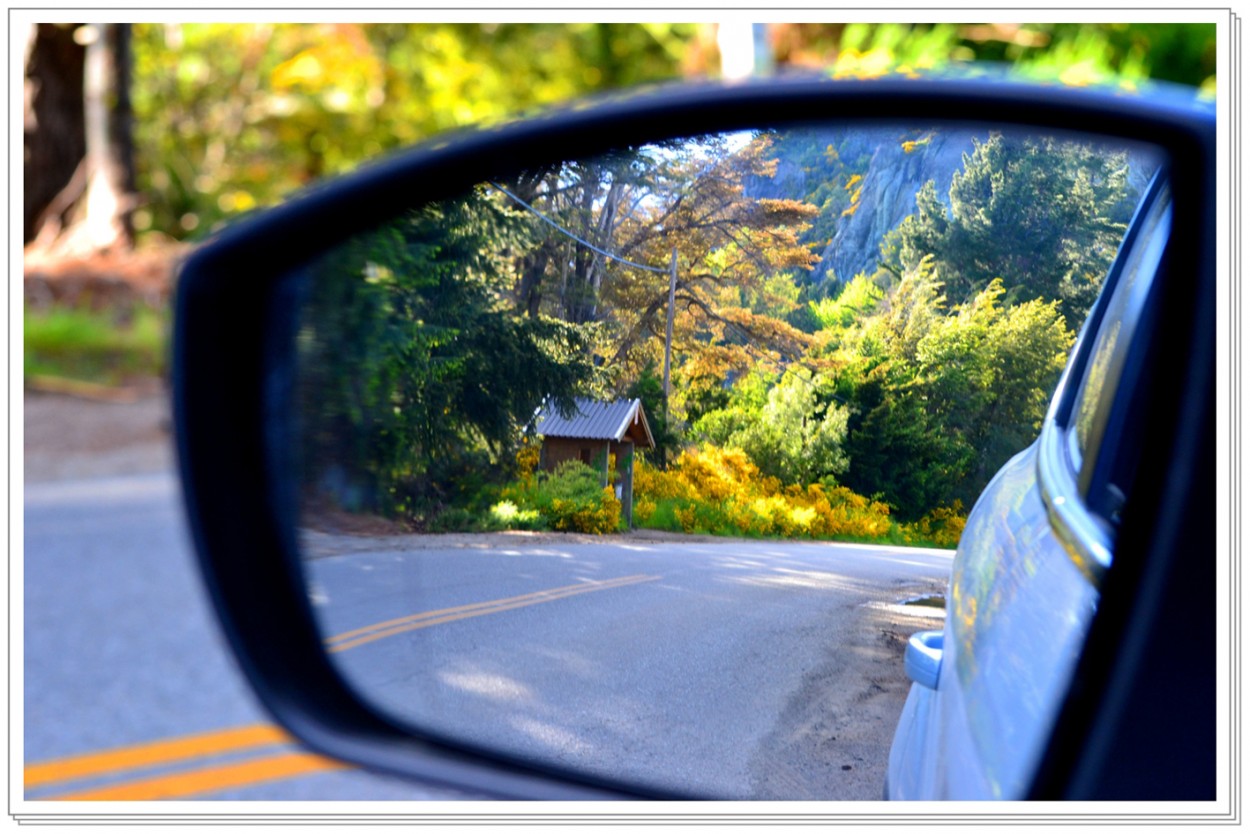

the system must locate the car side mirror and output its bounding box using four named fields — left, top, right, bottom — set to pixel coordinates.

left=172, top=78, right=1216, bottom=800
